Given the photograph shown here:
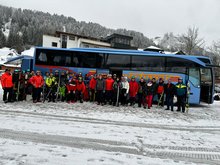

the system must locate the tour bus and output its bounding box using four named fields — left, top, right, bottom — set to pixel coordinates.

left=6, top=47, right=215, bottom=104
